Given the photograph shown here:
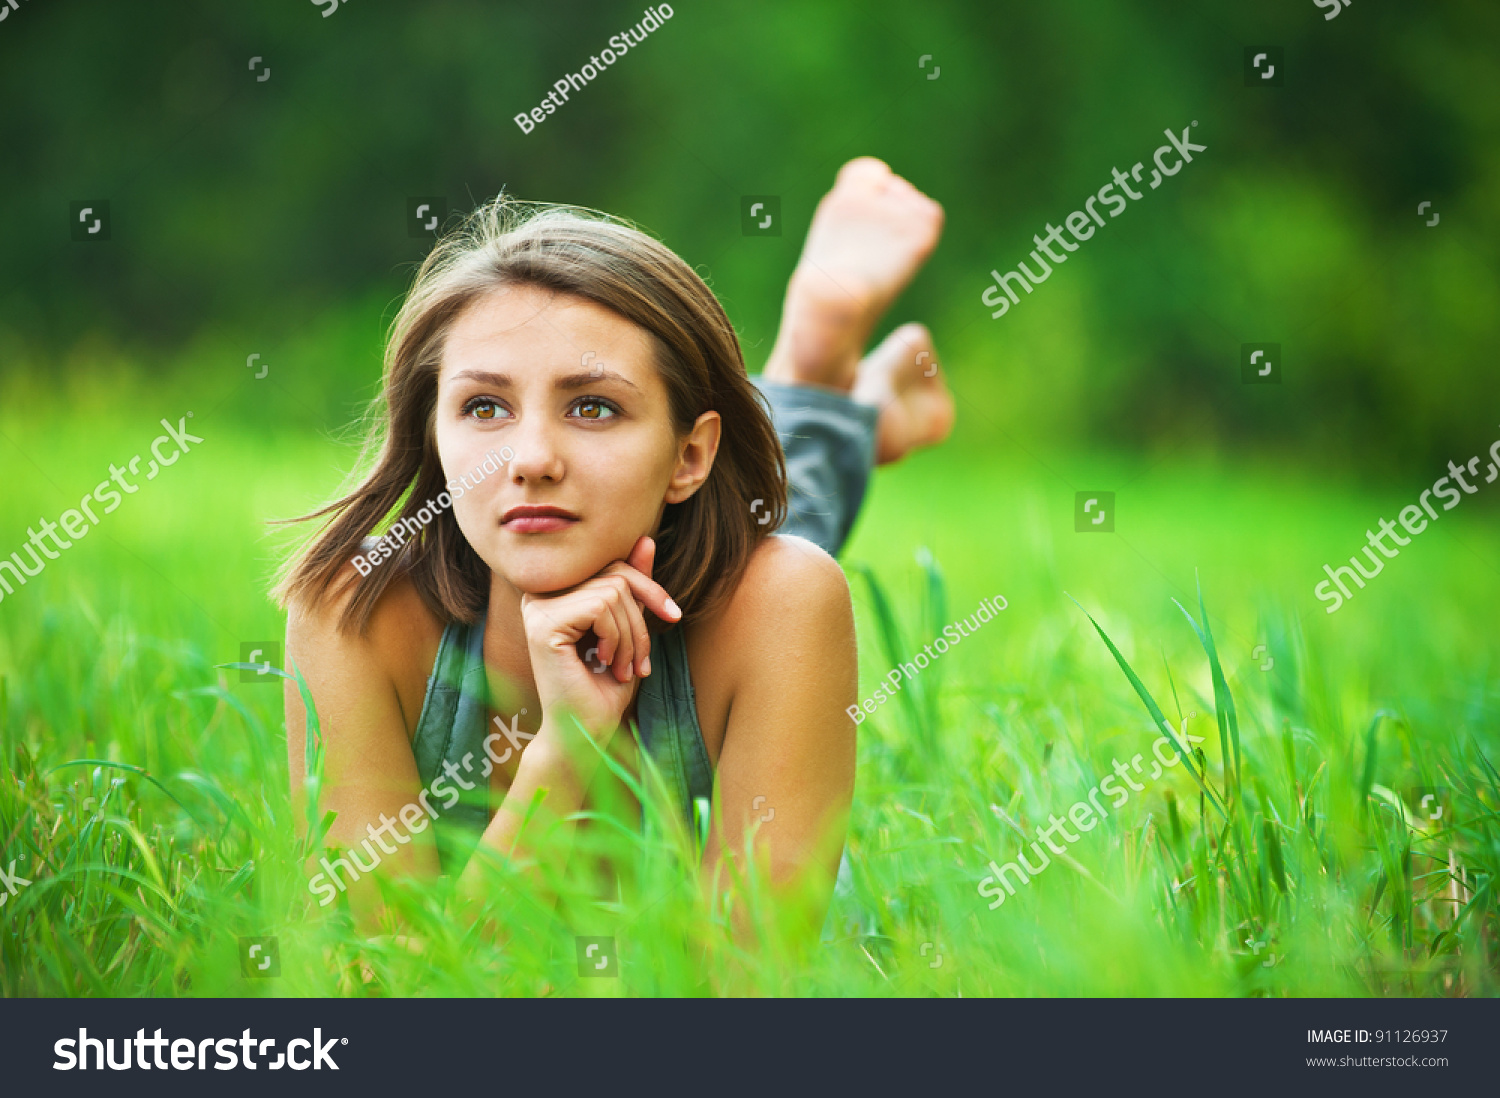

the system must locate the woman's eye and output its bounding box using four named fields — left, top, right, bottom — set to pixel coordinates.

left=570, top=398, right=619, bottom=421
left=463, top=398, right=507, bottom=421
